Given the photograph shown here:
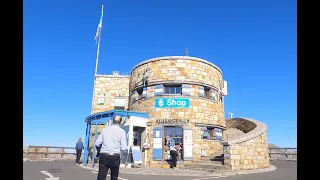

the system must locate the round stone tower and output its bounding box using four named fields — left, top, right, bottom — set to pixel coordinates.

left=129, top=56, right=228, bottom=167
